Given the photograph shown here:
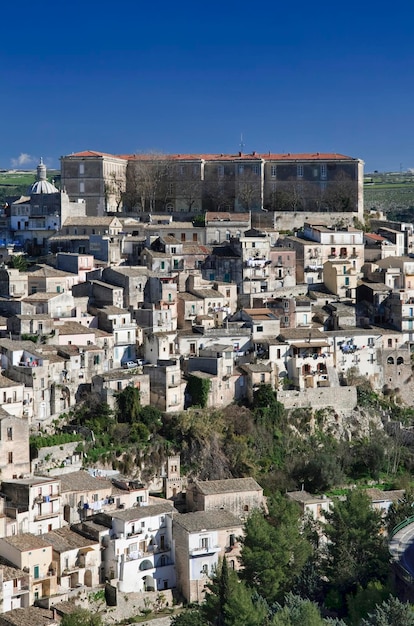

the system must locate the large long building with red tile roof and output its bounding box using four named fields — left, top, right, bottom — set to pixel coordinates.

left=61, top=150, right=364, bottom=222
